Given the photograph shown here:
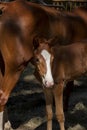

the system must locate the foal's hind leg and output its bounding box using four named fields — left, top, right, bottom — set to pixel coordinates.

left=44, top=88, right=53, bottom=130
left=63, top=81, right=74, bottom=111
left=53, top=83, right=65, bottom=130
